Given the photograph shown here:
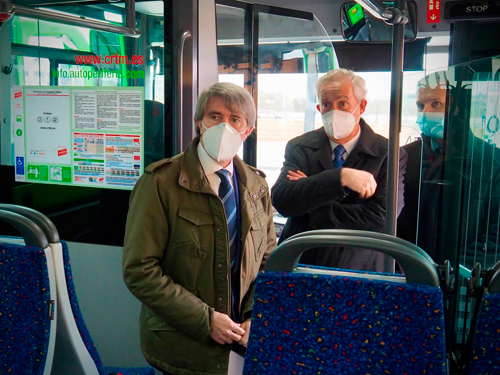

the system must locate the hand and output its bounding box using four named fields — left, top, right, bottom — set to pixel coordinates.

left=340, top=168, right=377, bottom=199
left=209, top=311, right=245, bottom=345
left=287, top=170, right=308, bottom=180
left=238, top=319, right=251, bottom=347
